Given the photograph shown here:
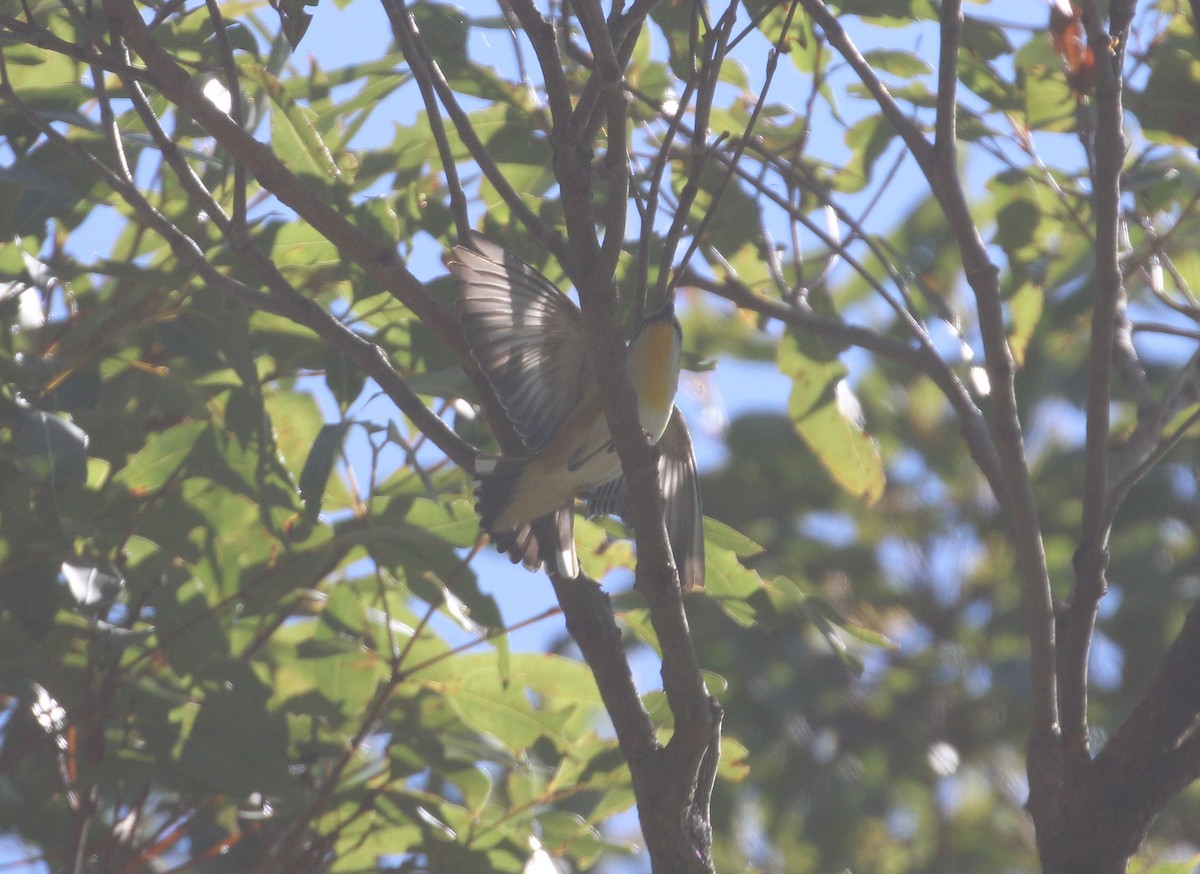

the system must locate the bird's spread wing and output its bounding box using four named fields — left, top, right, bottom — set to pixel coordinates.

left=451, top=233, right=590, bottom=452
left=584, top=406, right=705, bottom=590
